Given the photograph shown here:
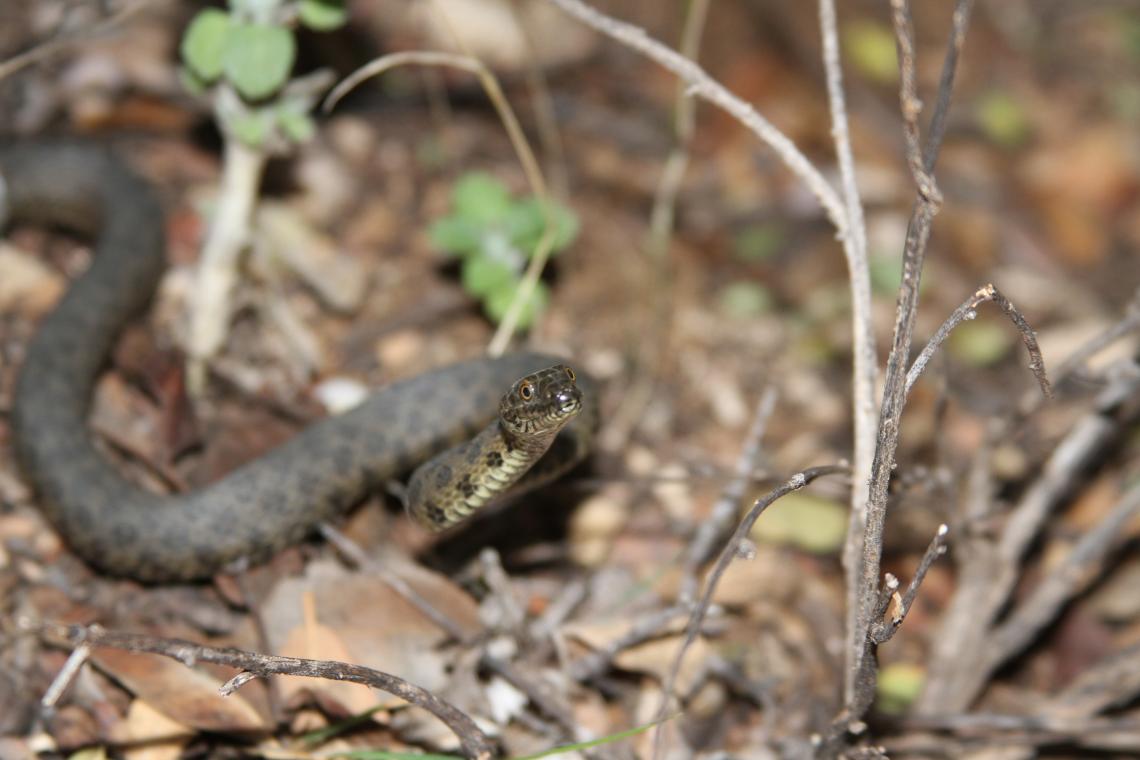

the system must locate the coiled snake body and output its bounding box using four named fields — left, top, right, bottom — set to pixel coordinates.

left=1, top=142, right=595, bottom=582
